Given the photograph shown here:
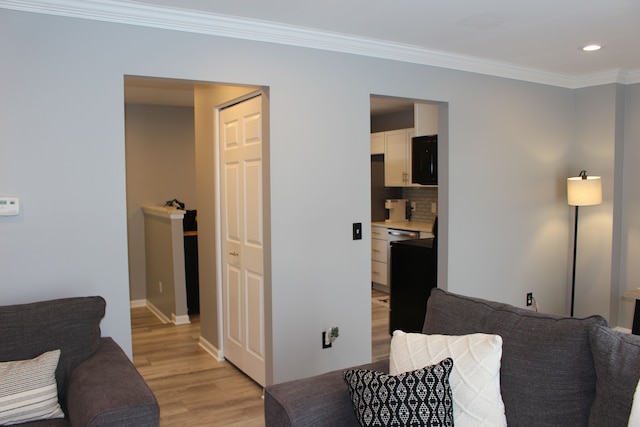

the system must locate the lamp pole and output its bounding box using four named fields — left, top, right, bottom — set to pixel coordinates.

left=570, top=204, right=579, bottom=317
